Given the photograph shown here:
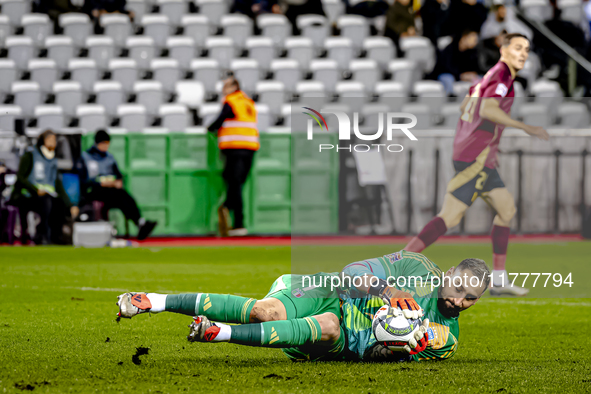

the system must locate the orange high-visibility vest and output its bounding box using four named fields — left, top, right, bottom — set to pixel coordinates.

left=218, top=90, right=259, bottom=151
